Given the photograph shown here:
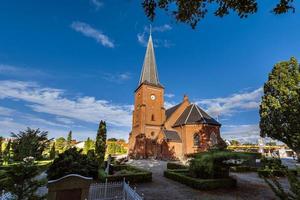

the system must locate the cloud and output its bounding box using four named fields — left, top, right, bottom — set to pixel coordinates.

left=90, top=0, right=103, bottom=10
left=221, top=124, right=260, bottom=143
left=102, top=72, right=131, bottom=83
left=0, top=106, right=15, bottom=116
left=164, top=101, right=177, bottom=109
left=56, top=117, right=74, bottom=125
left=137, top=24, right=173, bottom=48
left=0, top=80, right=132, bottom=127
left=0, top=64, right=47, bottom=77
left=165, top=93, right=175, bottom=98
left=71, top=21, right=114, bottom=48
left=196, top=88, right=263, bottom=117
